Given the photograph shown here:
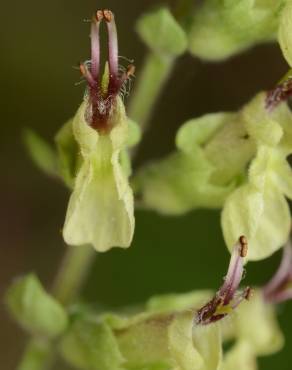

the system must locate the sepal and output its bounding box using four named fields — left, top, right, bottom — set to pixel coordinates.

left=5, top=274, right=68, bottom=339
